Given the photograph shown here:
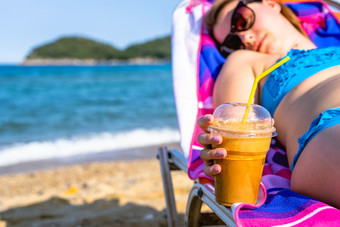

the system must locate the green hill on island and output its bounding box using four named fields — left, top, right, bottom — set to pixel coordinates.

left=26, top=36, right=171, bottom=61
